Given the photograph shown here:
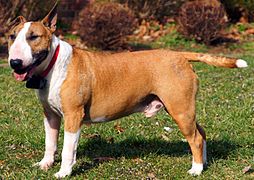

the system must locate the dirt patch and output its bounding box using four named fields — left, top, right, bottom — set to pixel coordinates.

left=0, top=64, right=8, bottom=68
